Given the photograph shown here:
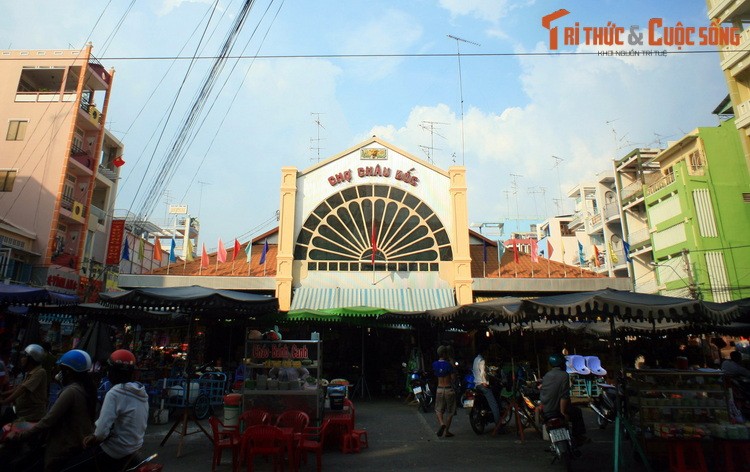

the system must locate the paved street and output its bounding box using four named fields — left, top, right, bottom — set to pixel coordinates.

left=144, top=398, right=643, bottom=472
